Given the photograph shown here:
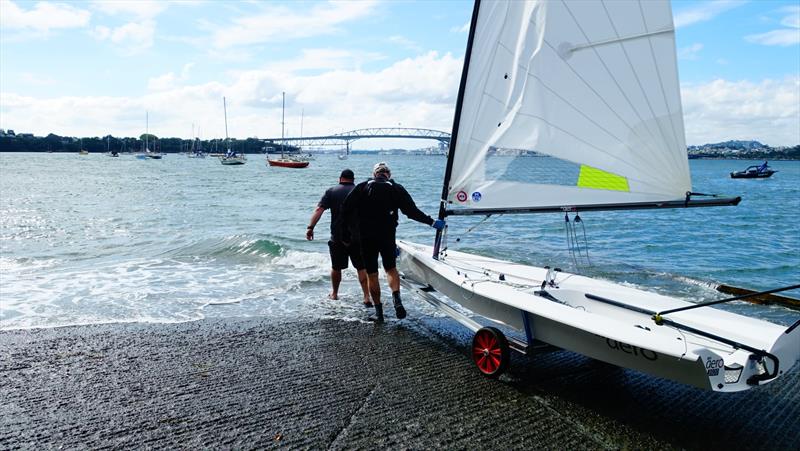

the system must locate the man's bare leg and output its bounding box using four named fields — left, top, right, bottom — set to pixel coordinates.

left=386, top=267, right=400, bottom=292
left=385, top=267, right=406, bottom=319
left=357, top=269, right=371, bottom=307
left=329, top=268, right=342, bottom=300
left=367, top=272, right=383, bottom=322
